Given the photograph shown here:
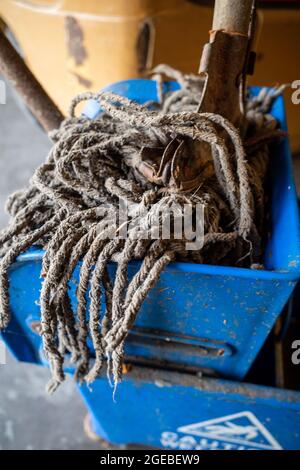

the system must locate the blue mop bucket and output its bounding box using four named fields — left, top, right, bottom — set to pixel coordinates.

left=2, top=80, right=300, bottom=381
